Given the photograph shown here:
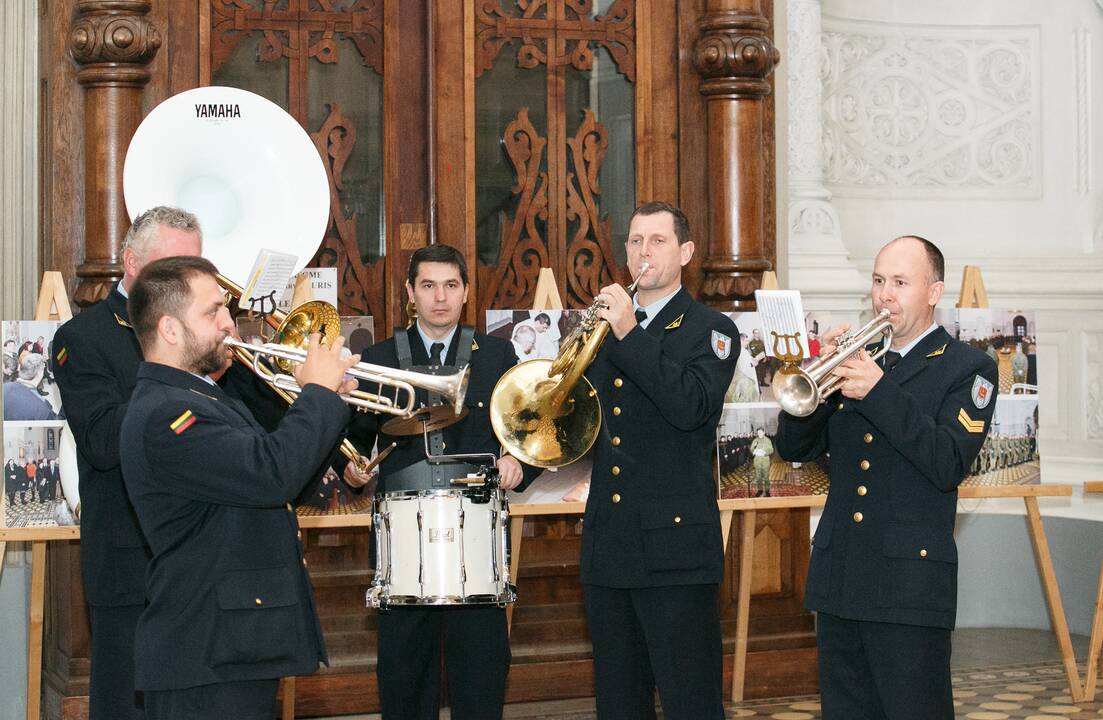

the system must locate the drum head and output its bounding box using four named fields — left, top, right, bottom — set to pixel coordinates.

left=123, top=86, right=329, bottom=286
